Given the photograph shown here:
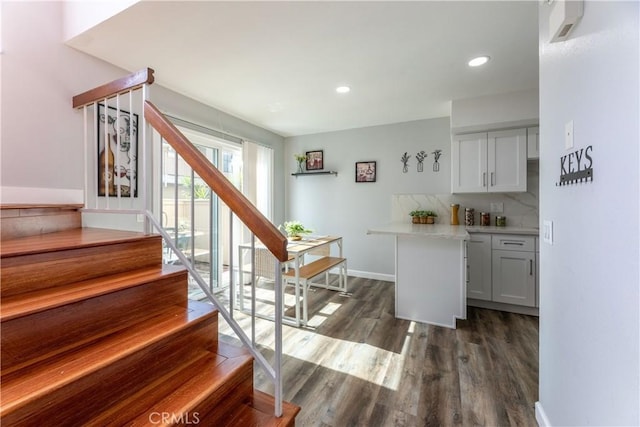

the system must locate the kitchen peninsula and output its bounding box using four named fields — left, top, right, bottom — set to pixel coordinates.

left=367, top=223, right=469, bottom=328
